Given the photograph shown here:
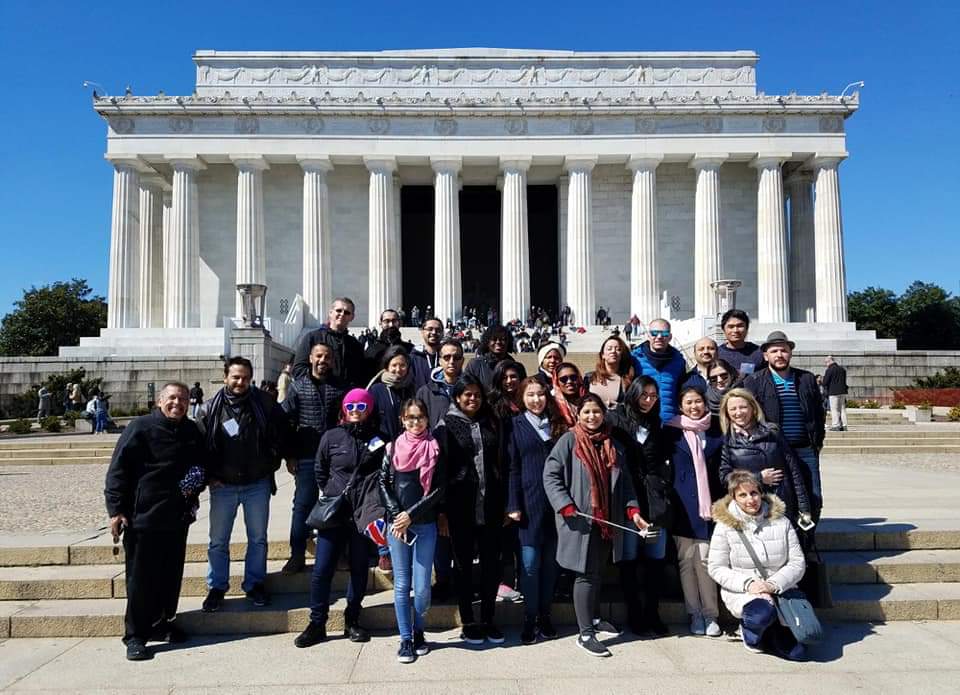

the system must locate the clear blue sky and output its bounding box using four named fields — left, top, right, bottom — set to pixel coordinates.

left=1, top=0, right=958, bottom=316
